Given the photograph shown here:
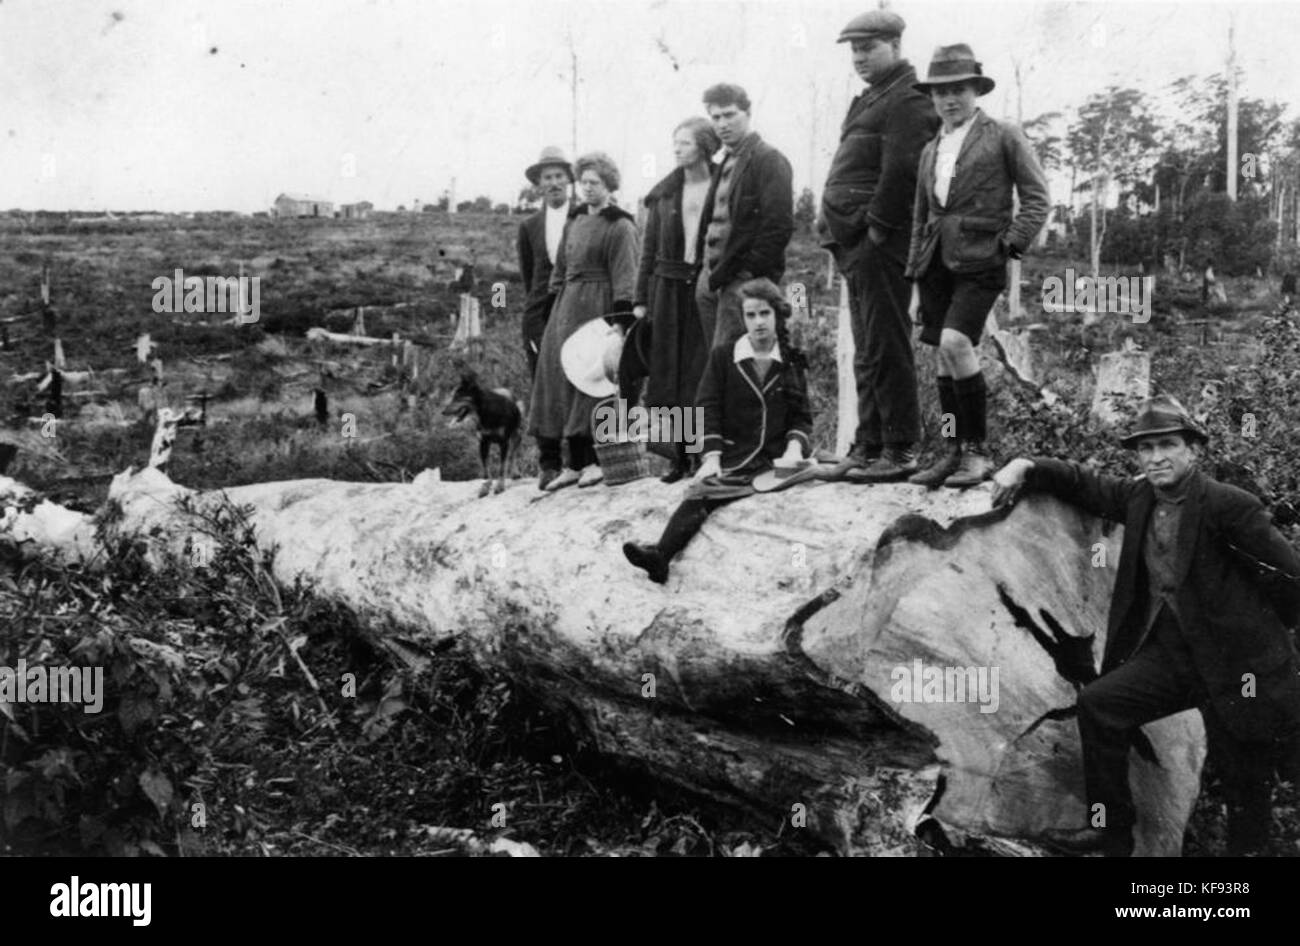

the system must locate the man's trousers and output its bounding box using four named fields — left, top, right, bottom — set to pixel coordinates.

left=1076, top=607, right=1276, bottom=854
left=843, top=240, right=920, bottom=449
left=695, top=270, right=746, bottom=349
